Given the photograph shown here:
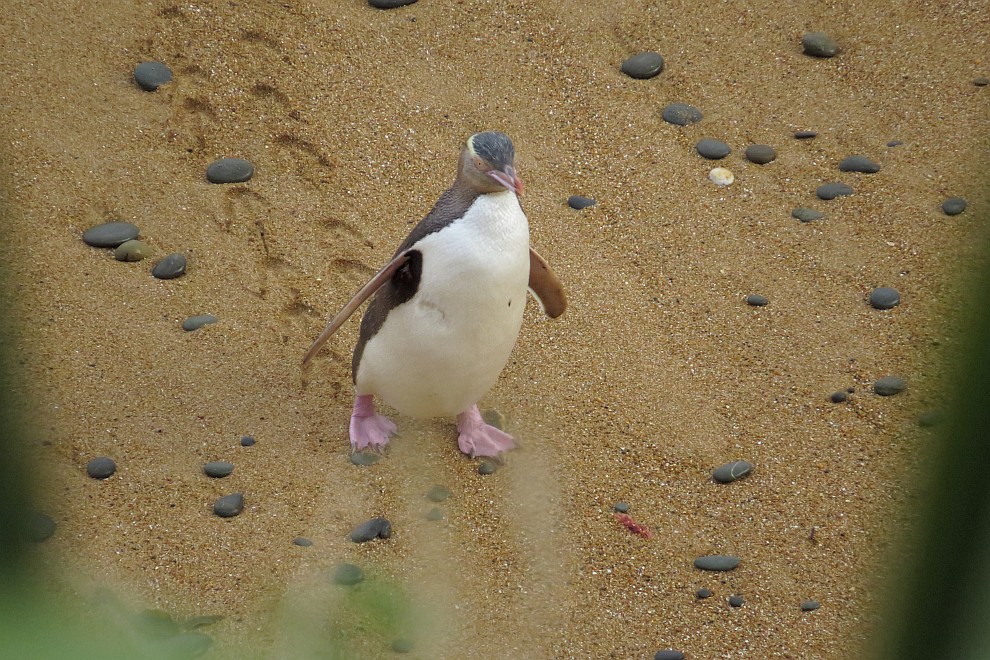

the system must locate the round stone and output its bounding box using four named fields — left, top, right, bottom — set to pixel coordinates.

left=82, top=221, right=140, bottom=248
left=794, top=130, right=818, bottom=139
left=478, top=460, right=498, bottom=475
left=973, top=76, right=989, bottom=86
left=830, top=391, right=848, bottom=403
left=654, top=651, right=685, bottom=660
left=391, top=638, right=415, bottom=653
left=369, top=0, right=417, bottom=7
left=874, top=376, right=907, bottom=396
left=918, top=410, right=944, bottom=427
left=213, top=493, right=244, bottom=518
left=620, top=51, right=665, bottom=79
left=152, top=253, right=187, bottom=280
left=694, top=555, right=740, bottom=571
left=792, top=207, right=825, bottom=223
left=240, top=435, right=256, bottom=447
left=203, top=461, right=234, bottom=478
left=133, top=61, right=173, bottom=91
left=114, top=239, right=154, bottom=262
left=206, top=158, right=254, bottom=184
left=745, top=144, right=776, bottom=164
left=816, top=182, right=854, bottom=200
left=427, top=485, right=451, bottom=502
left=801, top=599, right=821, bottom=611
left=25, top=512, right=56, bottom=543
left=183, top=314, right=219, bottom=331
left=839, top=155, right=881, bottom=173
left=696, top=587, right=713, bottom=599
left=350, top=451, right=380, bottom=466
left=613, top=502, right=631, bottom=513
left=333, top=563, right=364, bottom=586
left=661, top=103, right=703, bottom=126
left=869, top=287, right=900, bottom=310
left=696, top=139, right=731, bottom=160
left=802, top=32, right=840, bottom=58
left=713, top=460, right=753, bottom=483
left=481, top=408, right=506, bottom=429
left=942, top=197, right=967, bottom=216
left=567, top=195, right=597, bottom=210
left=87, top=456, right=117, bottom=479
left=349, top=517, right=392, bottom=543
left=708, top=167, right=734, bottom=186
left=728, top=595, right=746, bottom=607
left=425, top=507, right=444, bottom=521
left=745, top=294, right=769, bottom=307
left=293, top=537, right=313, bottom=547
